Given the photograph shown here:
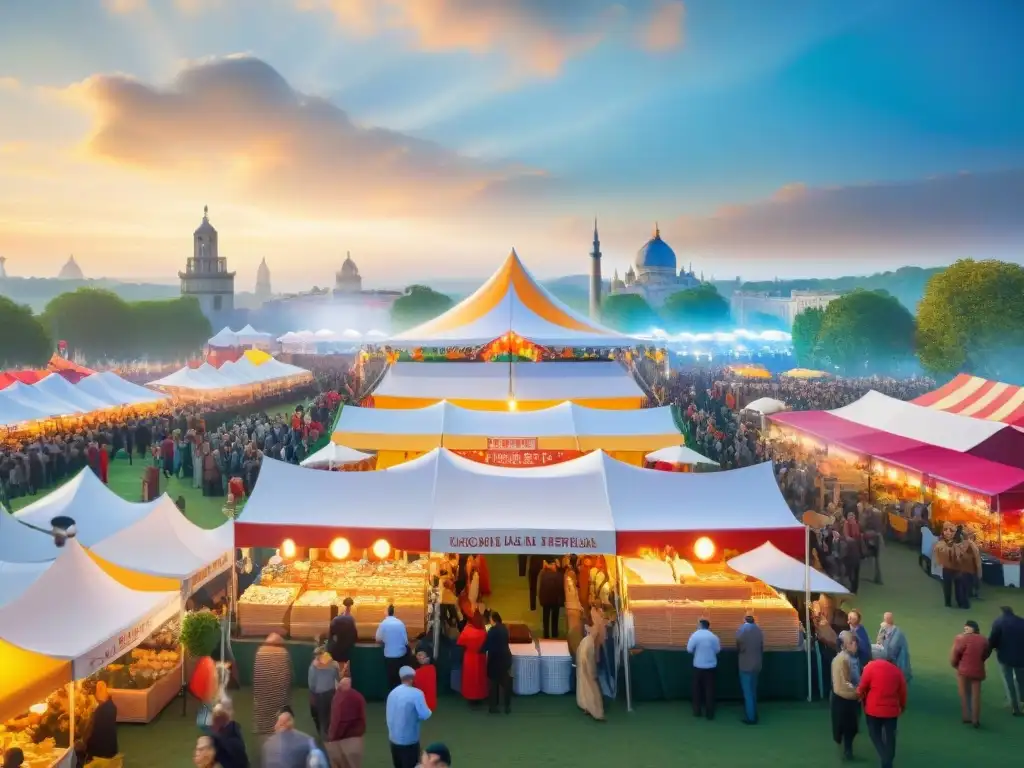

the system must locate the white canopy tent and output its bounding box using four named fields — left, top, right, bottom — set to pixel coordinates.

left=644, top=445, right=719, bottom=466
left=148, top=358, right=310, bottom=392
left=300, top=442, right=374, bottom=469
left=235, top=324, right=273, bottom=346
left=32, top=373, right=112, bottom=413
left=727, top=542, right=848, bottom=594
left=89, top=504, right=233, bottom=593
left=0, top=541, right=180, bottom=678
left=82, top=372, right=169, bottom=406
left=2, top=469, right=171, bottom=562
left=743, top=397, right=787, bottom=416
left=0, top=389, right=52, bottom=426
left=0, top=560, right=50, bottom=608
left=207, top=327, right=239, bottom=347
left=2, top=380, right=85, bottom=417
